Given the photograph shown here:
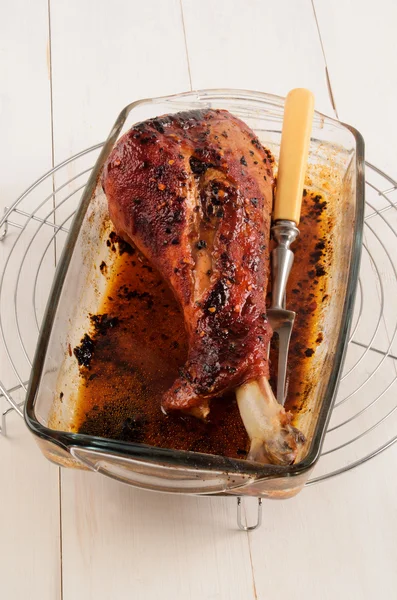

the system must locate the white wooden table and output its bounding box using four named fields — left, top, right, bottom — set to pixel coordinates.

left=1, top=2, right=397, bottom=598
